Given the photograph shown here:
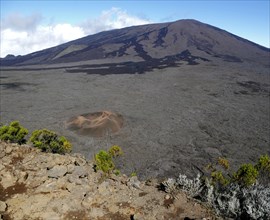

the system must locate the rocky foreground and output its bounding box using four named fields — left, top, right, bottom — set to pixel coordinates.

left=0, top=141, right=218, bottom=220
